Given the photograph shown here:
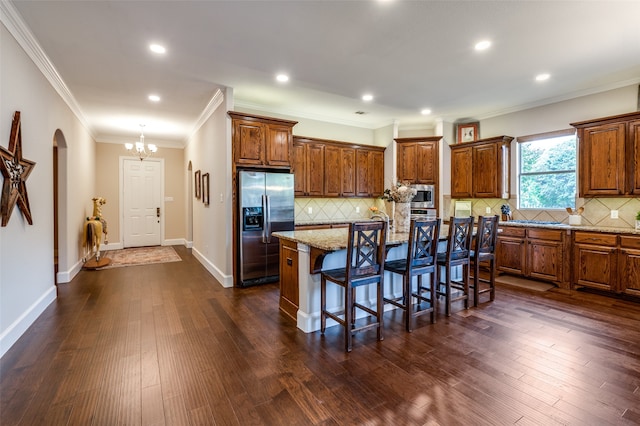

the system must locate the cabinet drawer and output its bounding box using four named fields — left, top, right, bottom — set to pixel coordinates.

left=573, top=232, right=617, bottom=246
left=528, top=228, right=564, bottom=242
left=620, top=235, right=640, bottom=249
left=499, top=227, right=526, bottom=238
